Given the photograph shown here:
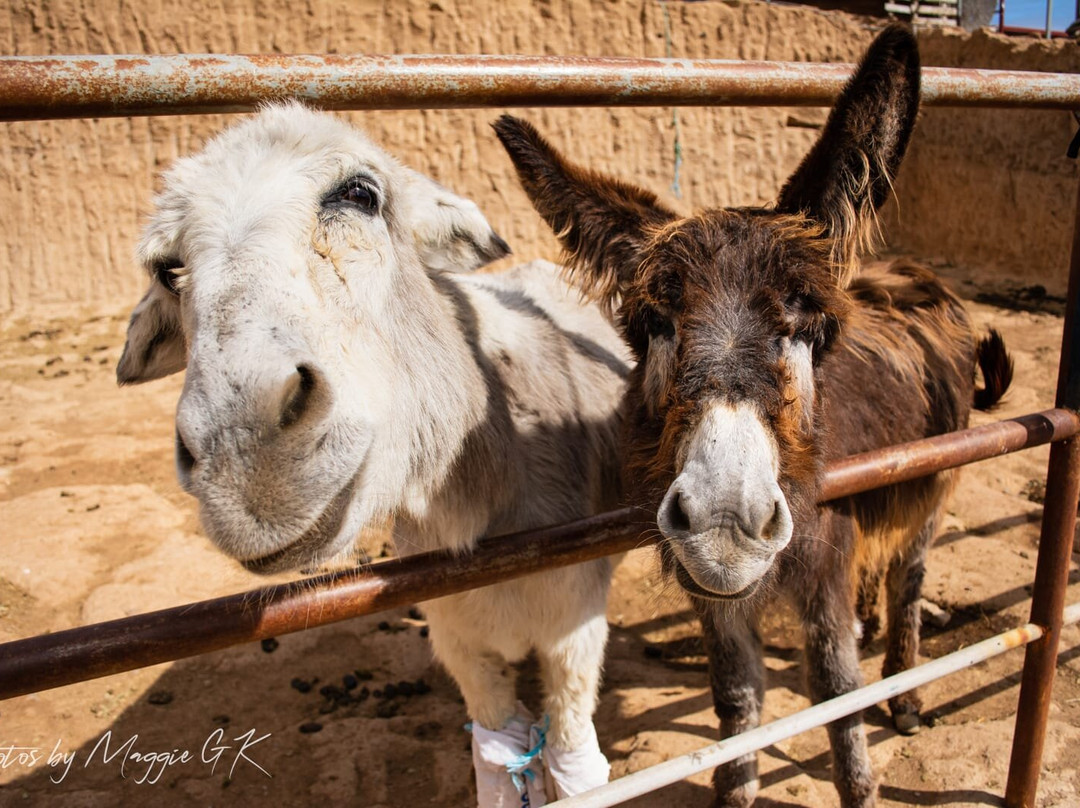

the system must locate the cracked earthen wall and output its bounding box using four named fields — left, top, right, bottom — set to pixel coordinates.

left=885, top=27, right=1080, bottom=292
left=0, top=0, right=1076, bottom=312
